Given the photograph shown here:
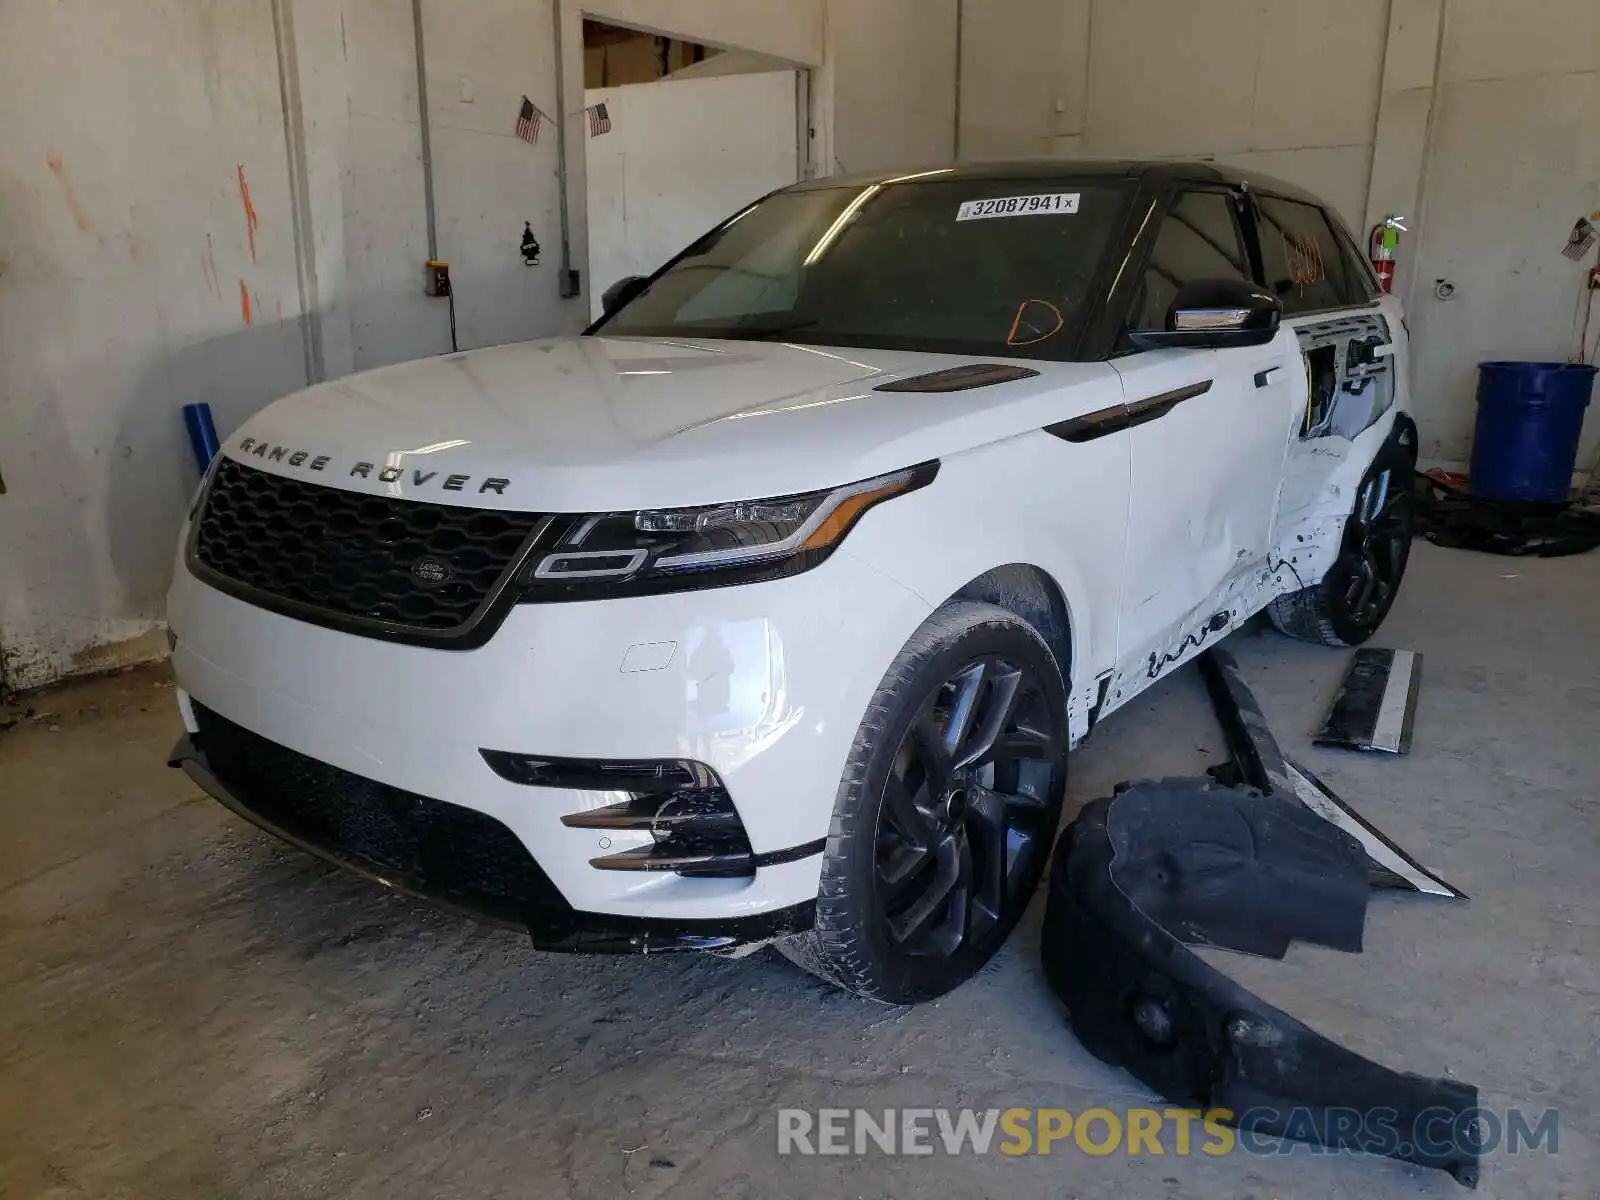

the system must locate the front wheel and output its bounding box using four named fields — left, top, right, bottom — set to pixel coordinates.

left=1268, top=435, right=1417, bottom=647
left=776, top=602, right=1068, bottom=1003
